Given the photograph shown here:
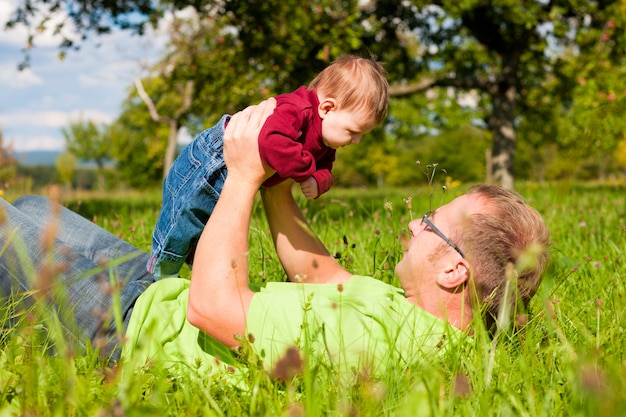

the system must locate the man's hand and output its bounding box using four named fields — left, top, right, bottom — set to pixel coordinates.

left=300, top=176, right=319, bottom=199
left=223, top=98, right=277, bottom=186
